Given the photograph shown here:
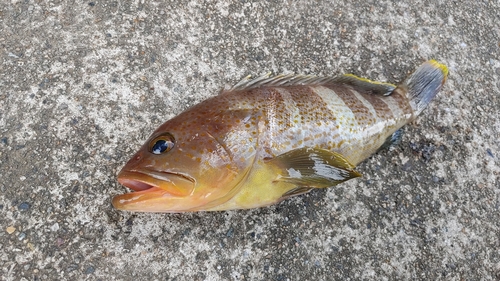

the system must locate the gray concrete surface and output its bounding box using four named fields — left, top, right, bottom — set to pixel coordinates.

left=1, top=0, right=499, bottom=280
